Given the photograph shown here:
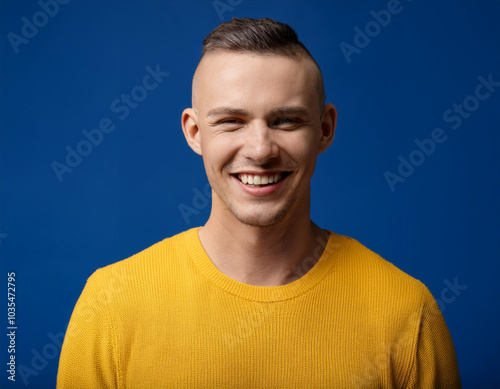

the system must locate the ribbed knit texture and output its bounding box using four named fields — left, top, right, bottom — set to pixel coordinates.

left=57, top=228, right=461, bottom=388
